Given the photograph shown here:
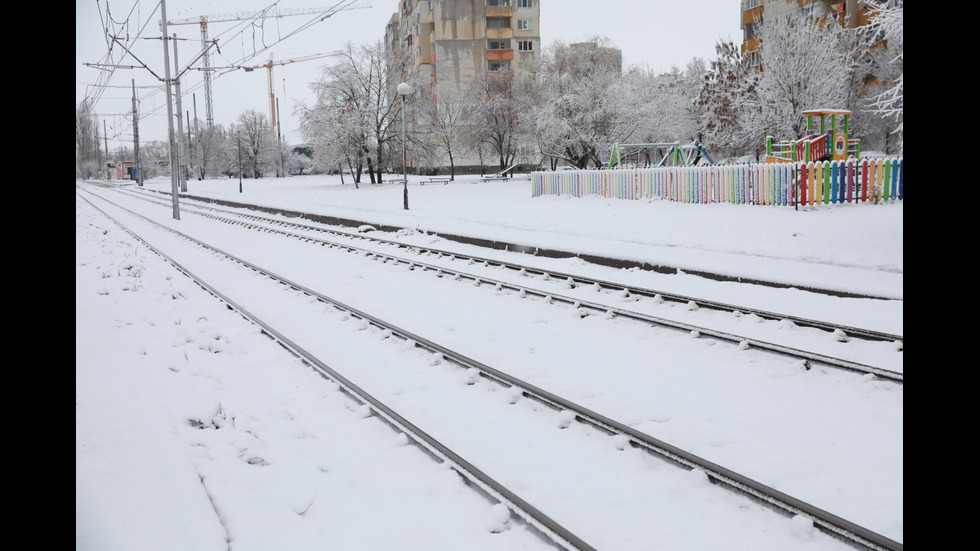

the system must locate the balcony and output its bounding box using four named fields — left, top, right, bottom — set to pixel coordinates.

left=742, top=5, right=763, bottom=24
left=486, top=6, right=513, bottom=17
left=486, top=49, right=514, bottom=61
